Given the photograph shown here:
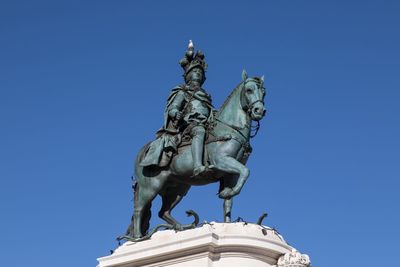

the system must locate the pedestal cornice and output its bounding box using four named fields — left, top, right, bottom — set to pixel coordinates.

left=98, top=222, right=300, bottom=267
